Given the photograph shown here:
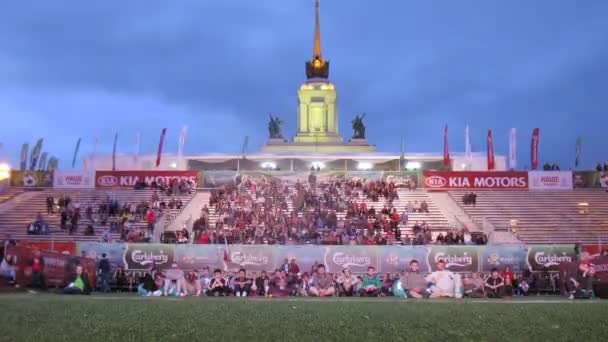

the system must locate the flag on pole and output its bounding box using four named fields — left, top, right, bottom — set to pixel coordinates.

left=223, top=236, right=230, bottom=262
left=443, top=125, right=450, bottom=166
left=71, top=138, right=82, bottom=168
left=400, top=136, right=405, bottom=171
left=29, top=138, right=44, bottom=171
left=509, top=128, right=517, bottom=170
left=39, top=152, right=48, bottom=171
left=487, top=129, right=495, bottom=170
left=575, top=136, right=582, bottom=168
left=134, top=132, right=141, bottom=164
left=156, top=128, right=167, bottom=167
left=178, top=126, right=187, bottom=157
left=531, top=128, right=540, bottom=170
left=465, top=125, right=472, bottom=162
left=112, top=133, right=118, bottom=171
left=20, top=143, right=29, bottom=170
